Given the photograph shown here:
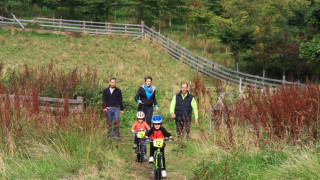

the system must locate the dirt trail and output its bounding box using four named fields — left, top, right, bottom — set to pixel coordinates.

left=117, top=135, right=186, bottom=180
